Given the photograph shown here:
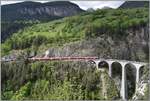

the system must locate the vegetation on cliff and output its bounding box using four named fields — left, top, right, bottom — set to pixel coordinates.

left=1, top=5, right=149, bottom=100
left=1, top=61, right=119, bottom=100
left=2, top=8, right=149, bottom=56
